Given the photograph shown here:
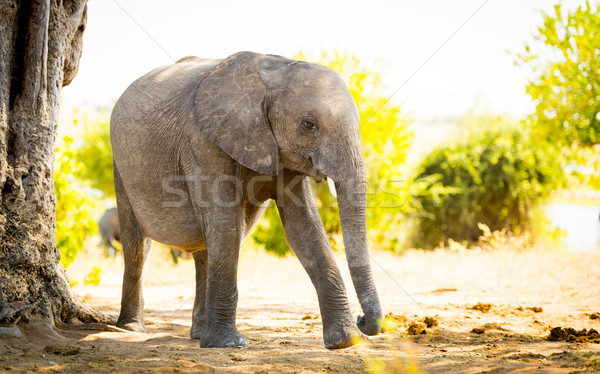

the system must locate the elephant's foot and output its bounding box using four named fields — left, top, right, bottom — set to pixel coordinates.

left=357, top=313, right=383, bottom=336
left=190, top=315, right=206, bottom=339
left=190, top=324, right=202, bottom=339
left=116, top=316, right=146, bottom=333
left=323, top=323, right=366, bottom=349
left=200, top=324, right=248, bottom=348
